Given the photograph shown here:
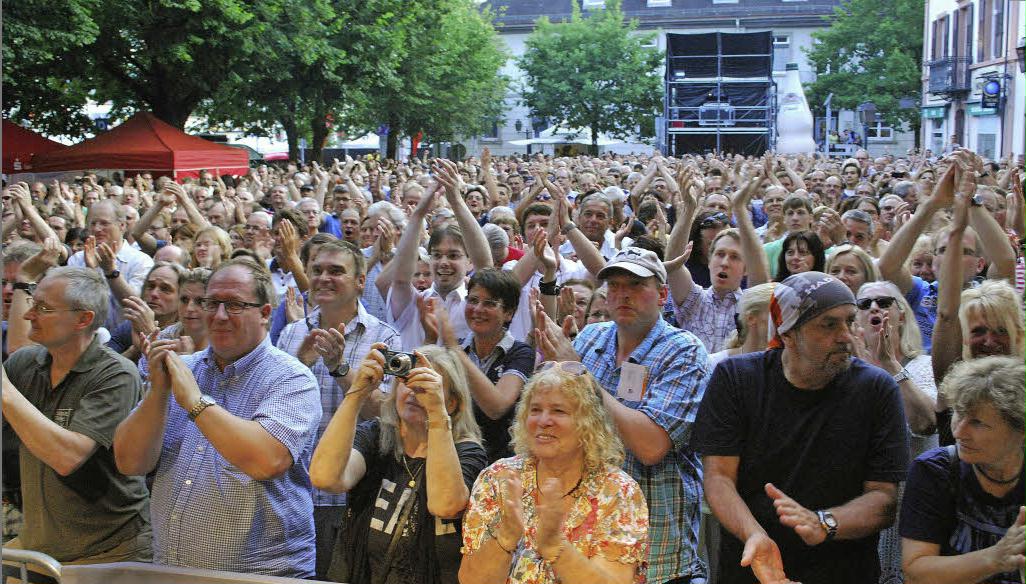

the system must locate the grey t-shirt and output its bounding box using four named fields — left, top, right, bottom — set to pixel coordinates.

left=5, top=336, right=151, bottom=561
